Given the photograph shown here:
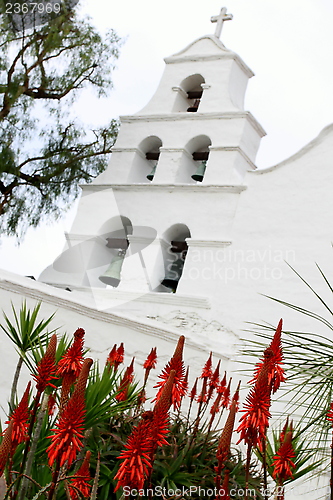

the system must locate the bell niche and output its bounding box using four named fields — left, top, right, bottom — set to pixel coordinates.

left=99, top=247, right=128, bottom=288
left=128, top=136, right=162, bottom=183
left=98, top=218, right=133, bottom=288
left=172, top=74, right=205, bottom=113
left=176, top=135, right=211, bottom=183
left=161, top=224, right=190, bottom=293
